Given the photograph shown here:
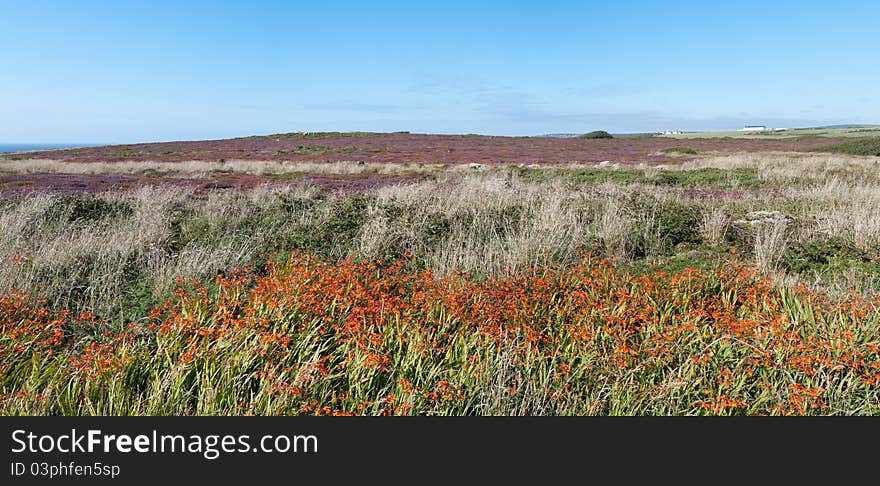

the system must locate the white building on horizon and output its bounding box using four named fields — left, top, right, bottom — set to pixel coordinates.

left=739, top=125, right=770, bottom=132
